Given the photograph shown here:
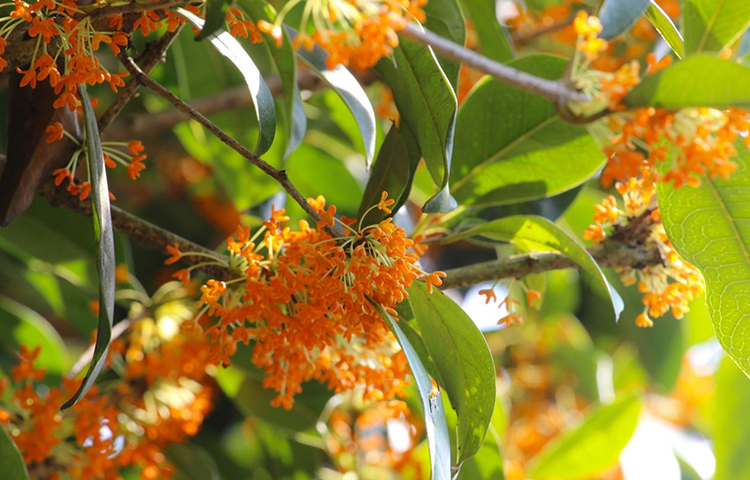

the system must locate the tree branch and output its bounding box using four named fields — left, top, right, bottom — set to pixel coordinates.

left=399, top=24, right=588, bottom=104
left=98, top=26, right=184, bottom=133
left=117, top=53, right=328, bottom=228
